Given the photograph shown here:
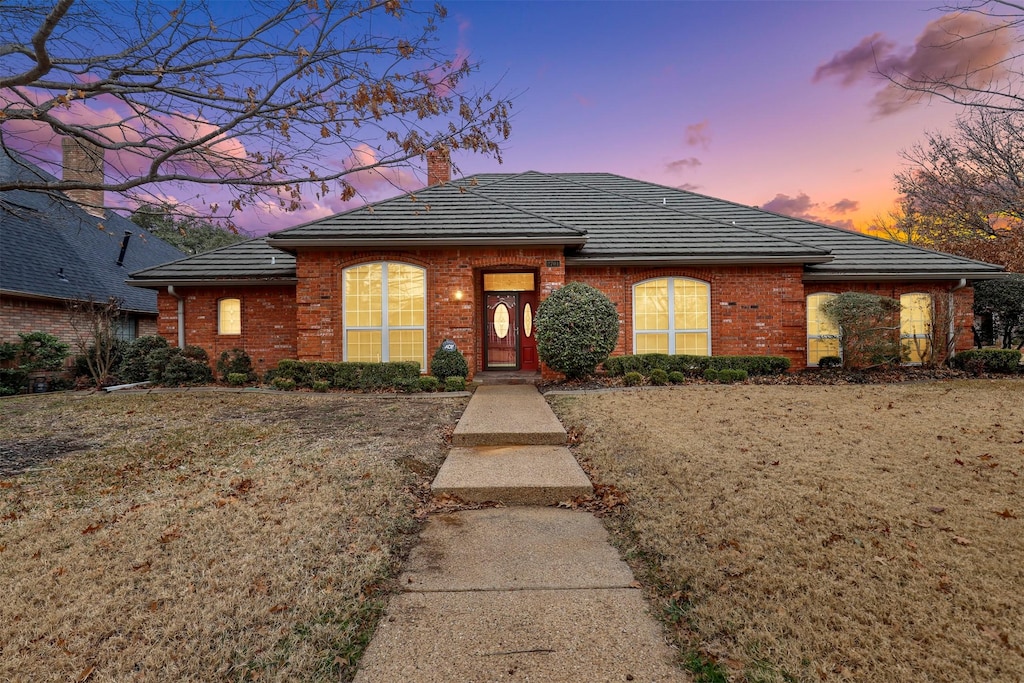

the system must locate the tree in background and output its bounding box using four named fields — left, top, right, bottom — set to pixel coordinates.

left=821, top=292, right=903, bottom=369
left=974, top=274, right=1024, bottom=348
left=0, top=1, right=512, bottom=224
left=130, top=203, right=246, bottom=255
